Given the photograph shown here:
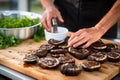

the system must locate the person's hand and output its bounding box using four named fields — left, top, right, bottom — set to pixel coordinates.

left=68, top=27, right=105, bottom=48
left=41, top=7, right=64, bottom=32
